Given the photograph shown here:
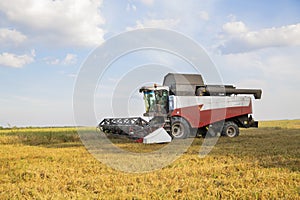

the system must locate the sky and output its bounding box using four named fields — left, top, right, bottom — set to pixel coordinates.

left=0, top=0, right=300, bottom=127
